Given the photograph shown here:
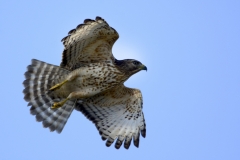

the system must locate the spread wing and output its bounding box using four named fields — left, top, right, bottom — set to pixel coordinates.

left=60, top=16, right=119, bottom=70
left=75, top=84, right=146, bottom=149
